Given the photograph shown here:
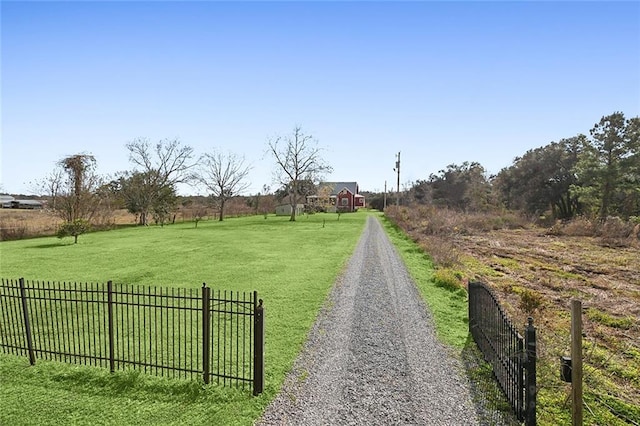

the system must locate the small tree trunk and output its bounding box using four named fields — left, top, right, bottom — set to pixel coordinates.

left=74, top=234, right=78, bottom=244
left=289, top=192, right=297, bottom=222
left=219, top=199, right=225, bottom=222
